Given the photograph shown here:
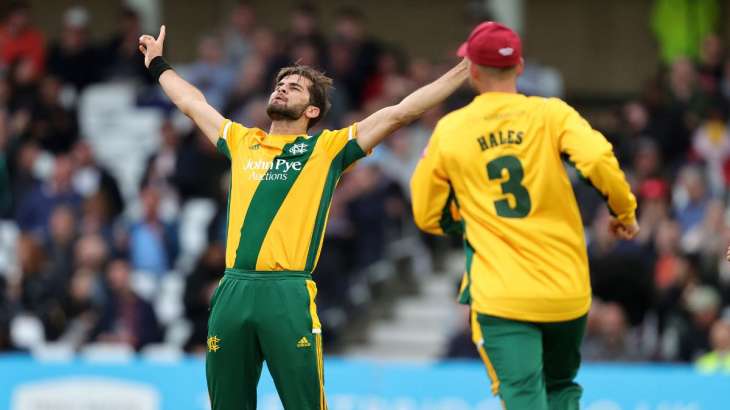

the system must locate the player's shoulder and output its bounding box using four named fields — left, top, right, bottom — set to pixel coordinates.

left=223, top=120, right=260, bottom=137
left=540, top=97, right=577, bottom=114
left=433, top=106, right=472, bottom=134
left=317, top=124, right=356, bottom=140
left=440, top=105, right=471, bottom=123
